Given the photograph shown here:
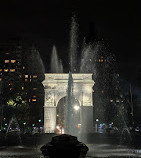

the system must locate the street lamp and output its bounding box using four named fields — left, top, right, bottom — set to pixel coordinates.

left=95, top=119, right=99, bottom=133
left=74, top=105, right=80, bottom=111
